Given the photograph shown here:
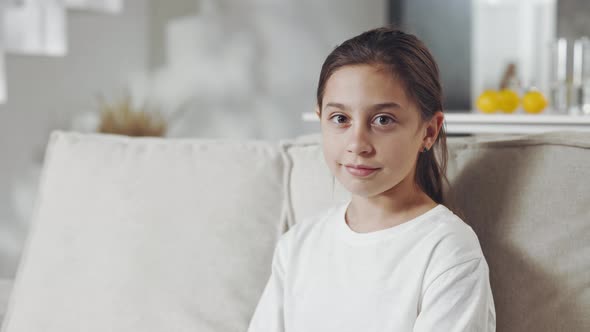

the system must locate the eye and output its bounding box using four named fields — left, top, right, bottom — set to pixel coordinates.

left=372, top=115, right=395, bottom=126
left=329, top=114, right=349, bottom=124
